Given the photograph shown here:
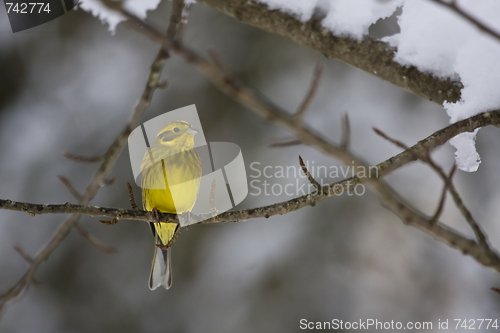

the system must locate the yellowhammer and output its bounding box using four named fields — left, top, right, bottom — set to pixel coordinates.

left=141, top=120, right=202, bottom=290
